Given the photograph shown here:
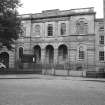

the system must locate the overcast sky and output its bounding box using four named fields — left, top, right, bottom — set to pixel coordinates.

left=18, top=0, right=103, bottom=18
